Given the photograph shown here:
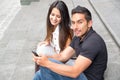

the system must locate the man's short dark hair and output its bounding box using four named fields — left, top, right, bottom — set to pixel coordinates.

left=71, top=6, right=92, bottom=22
